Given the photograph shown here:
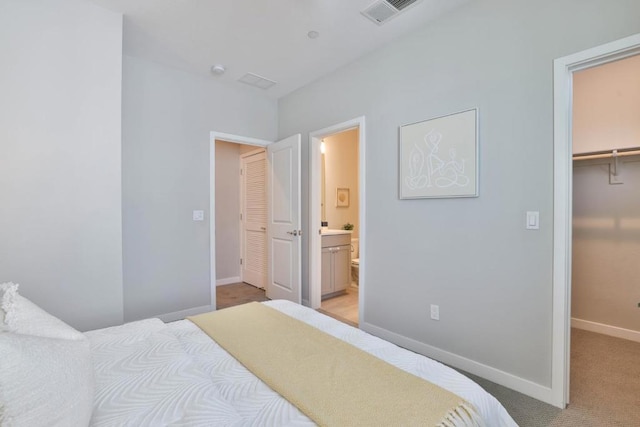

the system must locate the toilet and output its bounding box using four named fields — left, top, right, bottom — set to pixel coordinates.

left=350, top=238, right=359, bottom=286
